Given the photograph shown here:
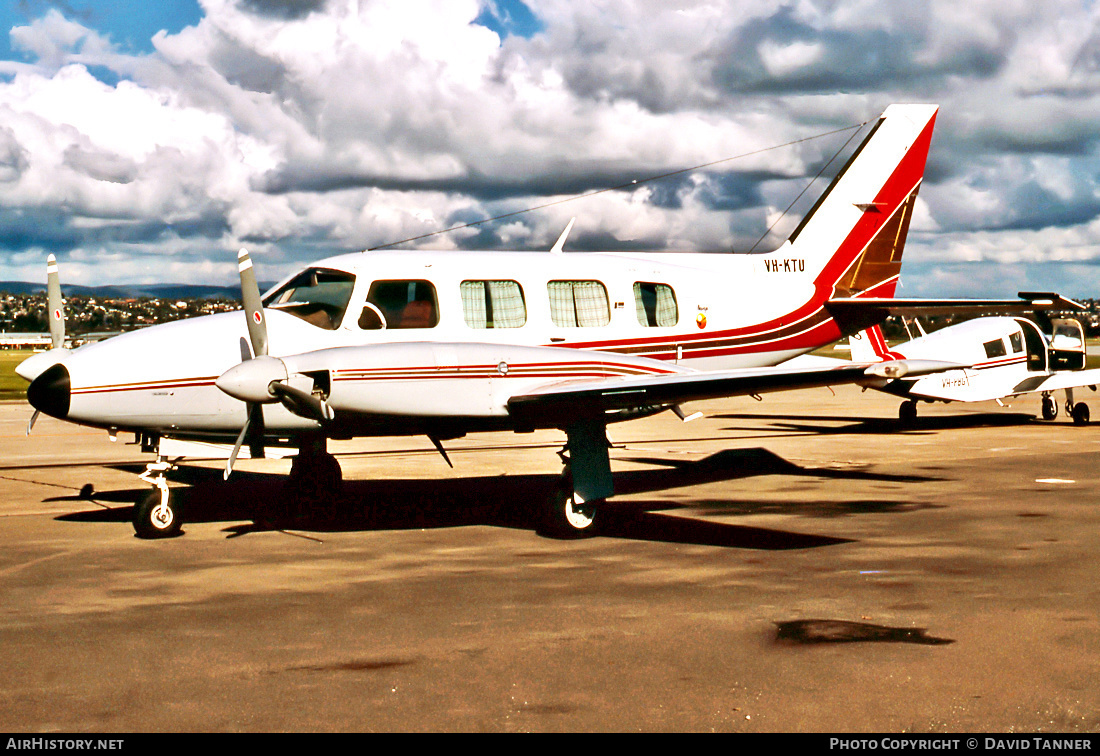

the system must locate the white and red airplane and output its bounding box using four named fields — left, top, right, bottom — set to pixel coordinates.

left=17, top=103, right=1028, bottom=540
left=845, top=308, right=1100, bottom=425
